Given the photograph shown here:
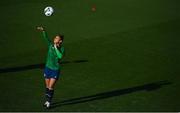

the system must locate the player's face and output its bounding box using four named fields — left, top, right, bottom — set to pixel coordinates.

left=54, top=36, right=62, bottom=46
